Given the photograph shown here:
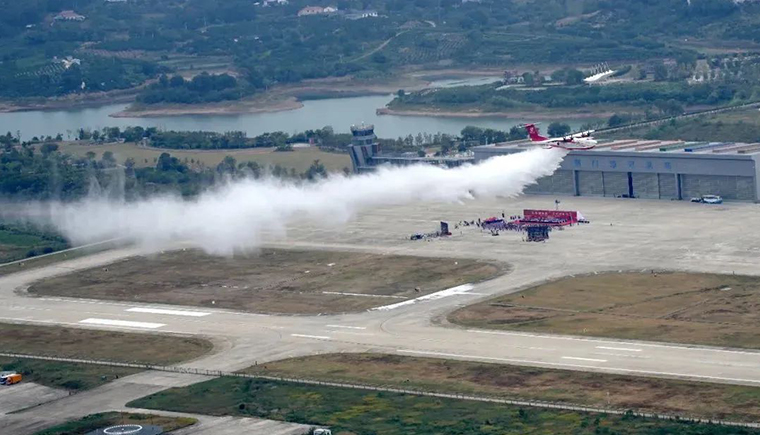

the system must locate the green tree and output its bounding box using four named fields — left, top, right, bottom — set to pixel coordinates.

left=522, top=72, right=535, bottom=86
left=304, top=160, right=327, bottom=180
left=40, top=143, right=59, bottom=157
left=547, top=122, right=571, bottom=137
left=653, top=62, right=668, bottom=82
left=216, top=155, right=238, bottom=174
left=565, top=69, right=585, bottom=85
left=102, top=151, right=116, bottom=167
left=608, top=113, right=630, bottom=127
left=508, top=126, right=525, bottom=140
